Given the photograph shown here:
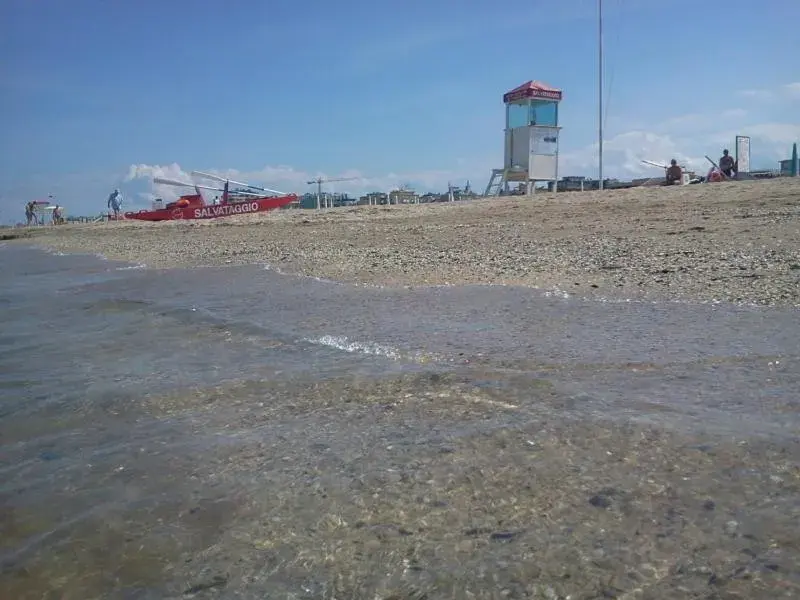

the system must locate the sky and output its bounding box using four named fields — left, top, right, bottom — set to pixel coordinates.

left=1, top=0, right=798, bottom=221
